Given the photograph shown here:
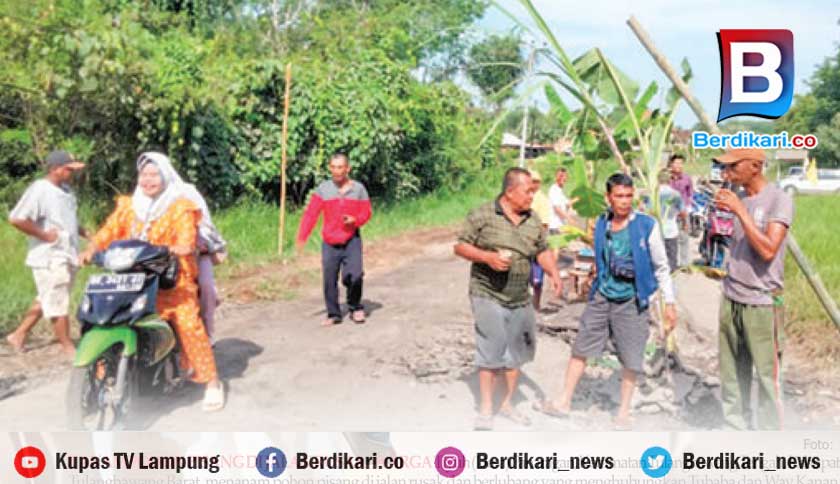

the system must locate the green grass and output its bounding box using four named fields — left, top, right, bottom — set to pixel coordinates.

left=785, top=195, right=840, bottom=330
left=0, top=206, right=103, bottom=335
left=0, top=165, right=507, bottom=334
left=0, top=223, right=34, bottom=333
left=213, top=164, right=507, bottom=277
